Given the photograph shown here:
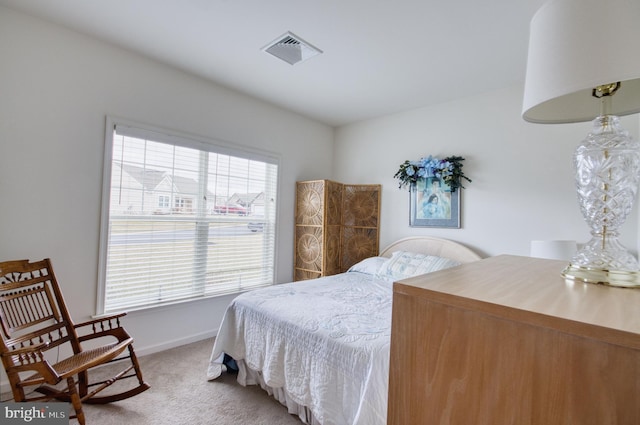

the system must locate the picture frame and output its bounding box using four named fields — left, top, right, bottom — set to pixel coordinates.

left=409, top=178, right=460, bottom=228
